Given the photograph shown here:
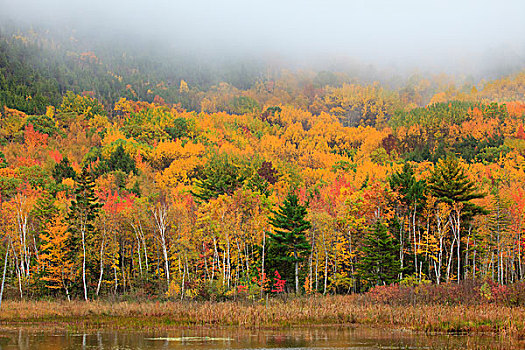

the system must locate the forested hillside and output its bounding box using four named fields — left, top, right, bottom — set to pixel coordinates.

left=1, top=26, right=525, bottom=301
